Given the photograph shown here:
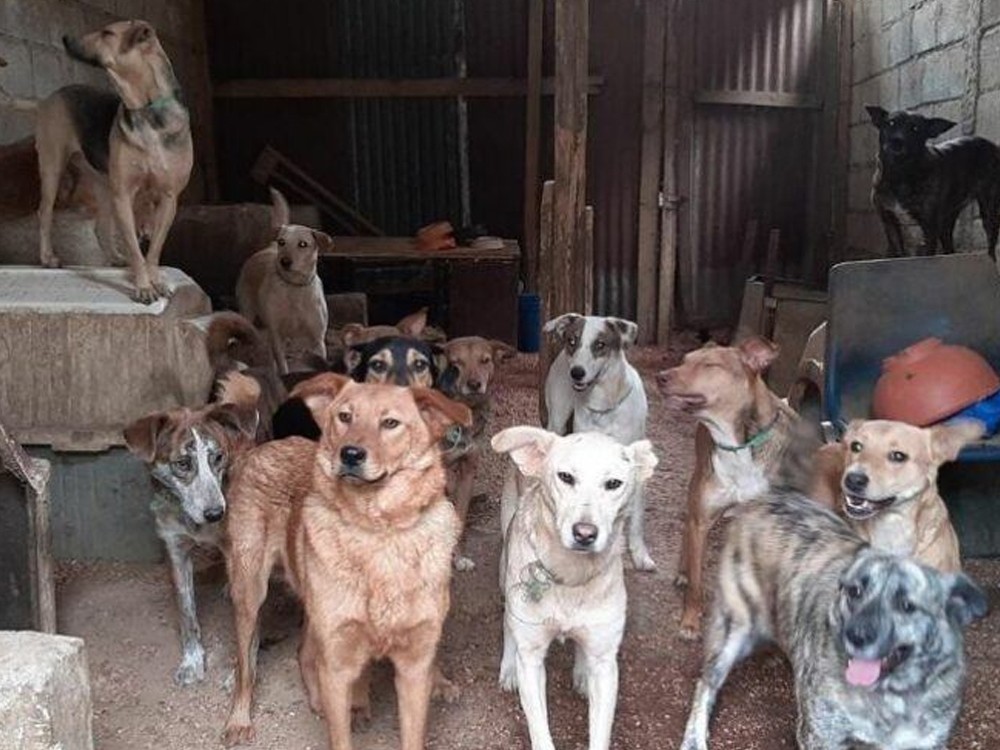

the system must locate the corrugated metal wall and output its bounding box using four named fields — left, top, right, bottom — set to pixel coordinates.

left=680, top=0, right=828, bottom=326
